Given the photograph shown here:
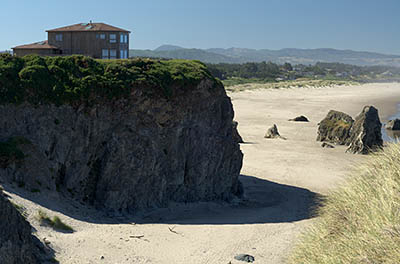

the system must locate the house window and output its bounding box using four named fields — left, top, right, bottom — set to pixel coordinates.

left=110, top=34, right=116, bottom=43
left=100, top=33, right=106, bottom=40
left=119, top=50, right=128, bottom=59
left=110, top=49, right=117, bottom=59
left=102, top=49, right=109, bottom=59
left=56, top=34, right=63, bottom=41
left=120, top=34, right=128, bottom=44
left=119, top=49, right=128, bottom=59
